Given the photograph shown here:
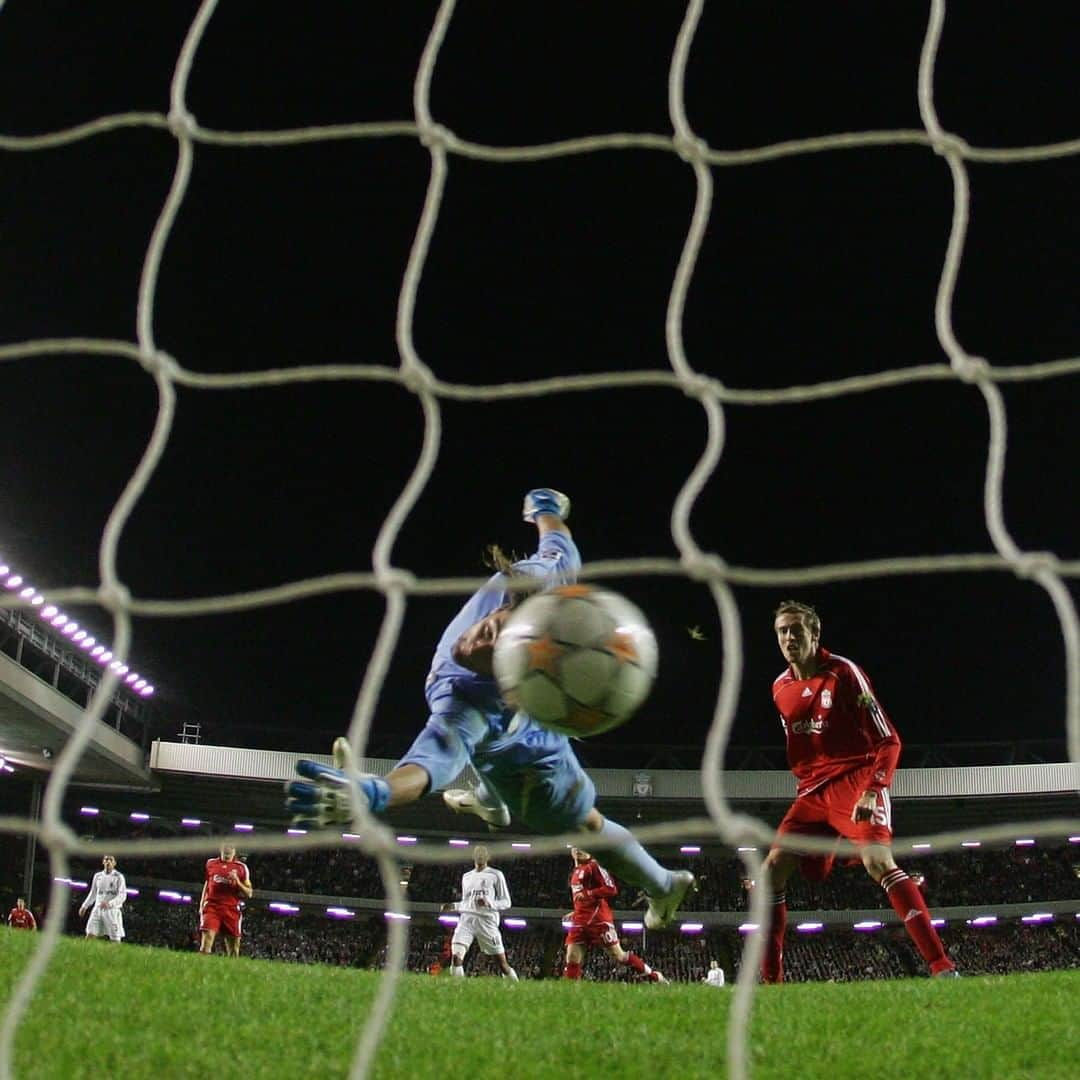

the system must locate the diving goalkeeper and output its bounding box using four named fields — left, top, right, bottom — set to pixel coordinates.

left=286, top=490, right=694, bottom=929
